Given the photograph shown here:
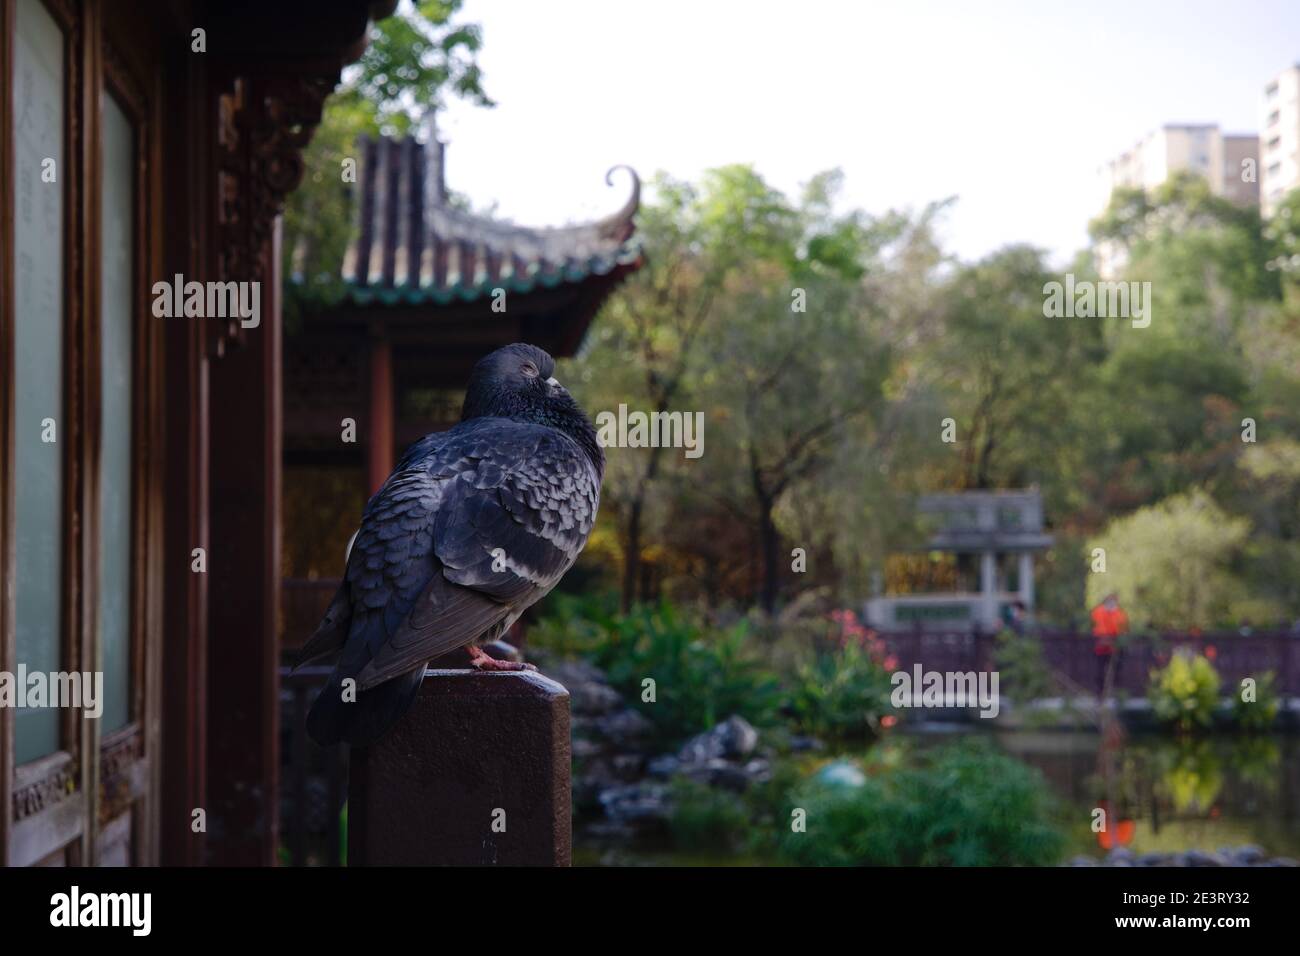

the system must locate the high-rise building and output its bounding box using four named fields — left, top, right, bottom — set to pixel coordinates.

left=1100, top=124, right=1259, bottom=209
left=1261, top=65, right=1300, bottom=217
